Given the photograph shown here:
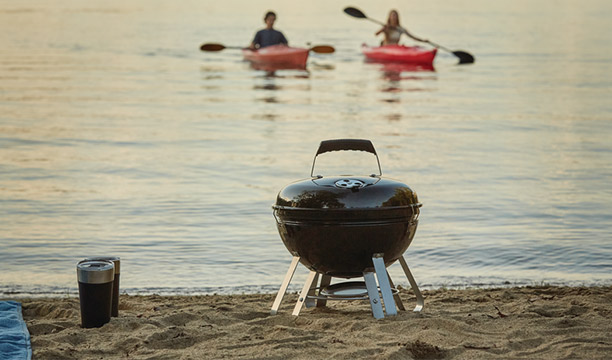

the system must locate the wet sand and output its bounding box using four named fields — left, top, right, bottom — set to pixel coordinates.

left=17, top=286, right=612, bottom=359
